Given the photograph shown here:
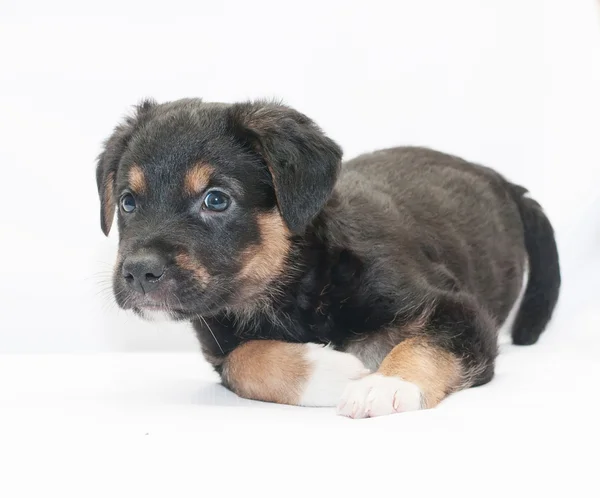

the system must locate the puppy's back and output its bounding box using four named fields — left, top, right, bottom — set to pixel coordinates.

left=332, top=146, right=528, bottom=324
